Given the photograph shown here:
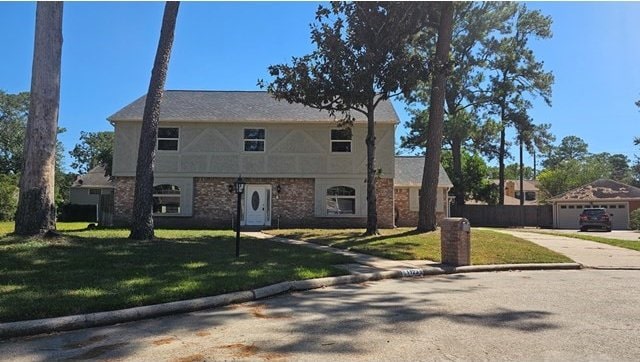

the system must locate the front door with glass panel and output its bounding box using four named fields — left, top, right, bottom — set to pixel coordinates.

left=244, top=185, right=271, bottom=226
